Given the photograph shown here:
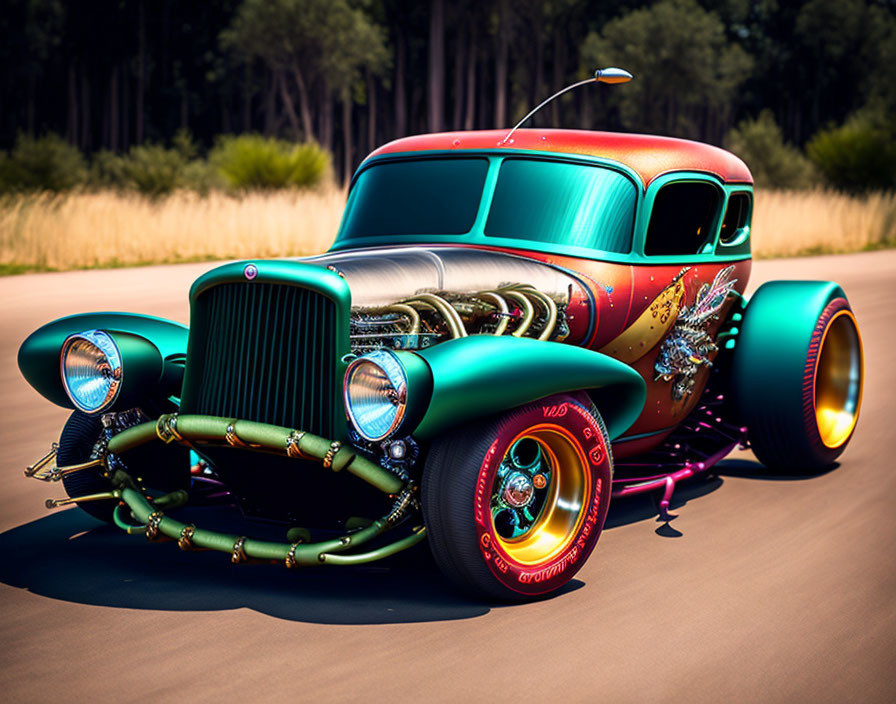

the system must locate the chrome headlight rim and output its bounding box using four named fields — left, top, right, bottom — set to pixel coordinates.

left=60, top=329, right=123, bottom=414
left=344, top=349, right=408, bottom=442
